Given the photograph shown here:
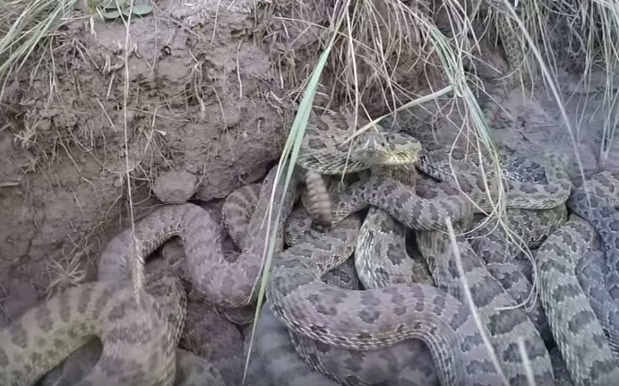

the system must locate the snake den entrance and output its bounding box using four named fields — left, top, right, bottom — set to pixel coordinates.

left=1, top=0, right=619, bottom=385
